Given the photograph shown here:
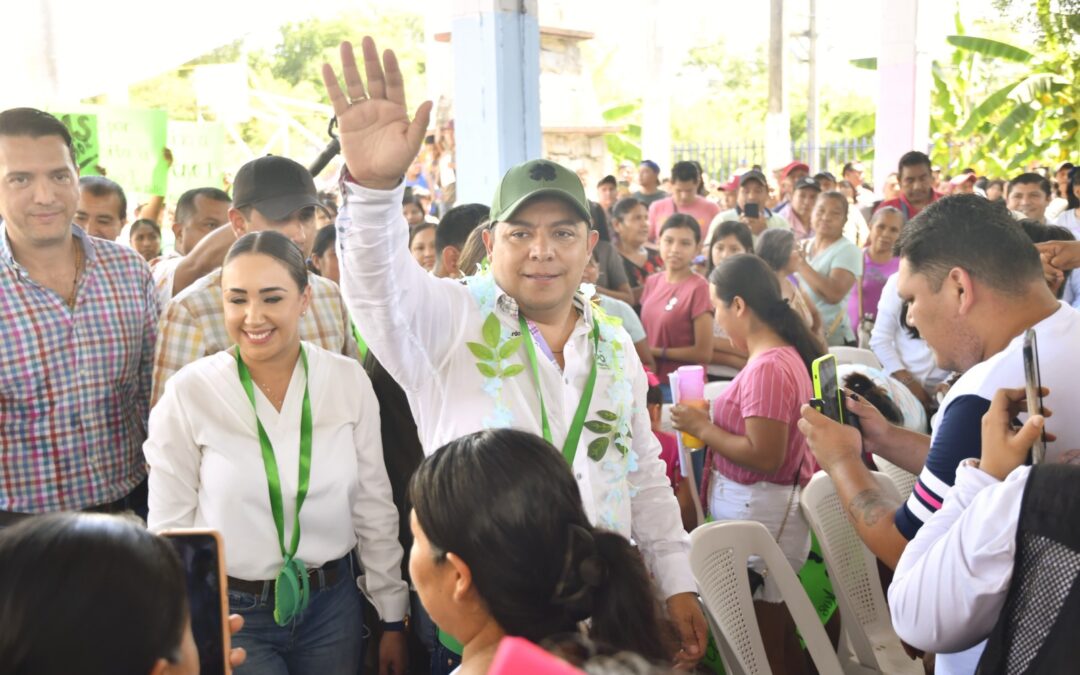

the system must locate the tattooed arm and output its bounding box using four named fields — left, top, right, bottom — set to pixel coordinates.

left=798, top=403, right=909, bottom=569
